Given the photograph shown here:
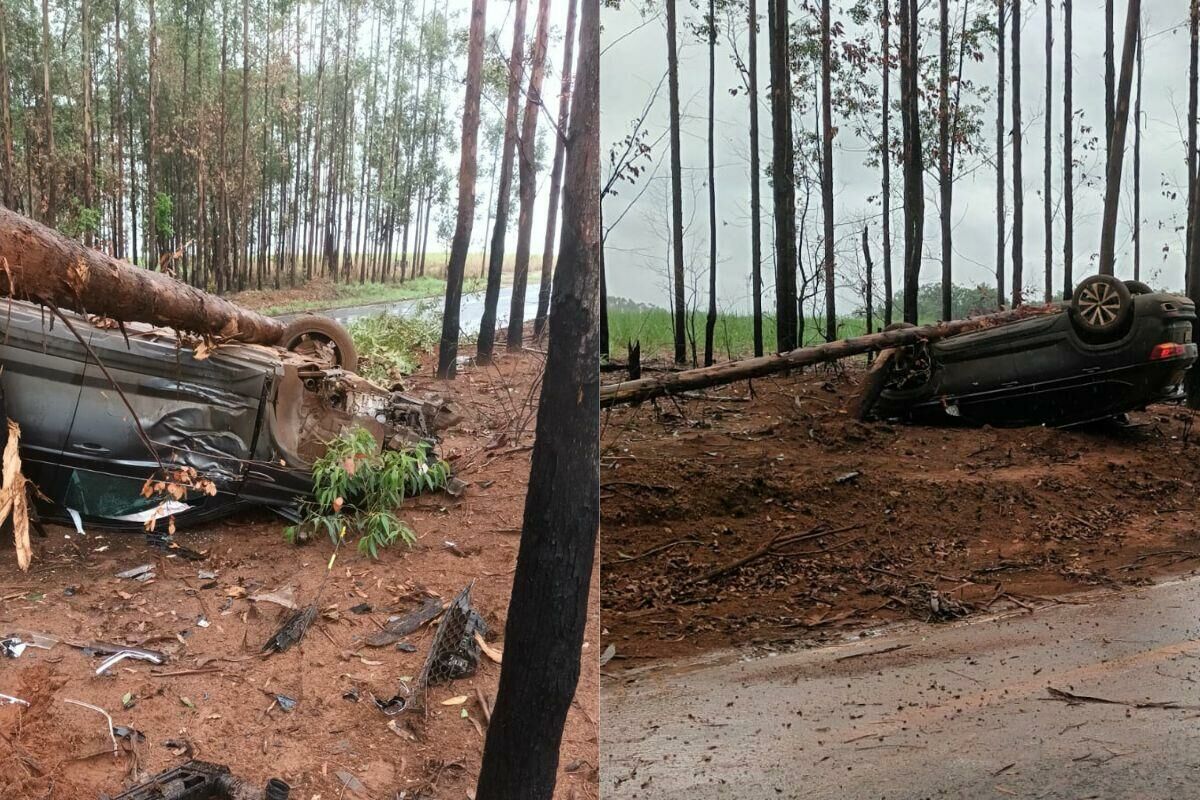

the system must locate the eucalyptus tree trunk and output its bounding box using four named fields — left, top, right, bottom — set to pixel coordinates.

left=748, top=0, right=764, bottom=355
left=435, top=0, right=487, bottom=379
left=535, top=0, right=579, bottom=337
left=704, top=0, right=718, bottom=364
left=506, top=0, right=553, bottom=352
left=1011, top=0, right=1023, bottom=305
left=667, top=0, right=688, bottom=363
left=820, top=0, right=836, bottom=340
left=476, top=0, right=529, bottom=363
left=881, top=0, right=893, bottom=325
left=1063, top=0, right=1073, bottom=299
left=899, top=0, right=923, bottom=324
left=1133, top=15, right=1142, bottom=280
left=938, top=0, right=951, bottom=319
left=768, top=0, right=798, bottom=350
left=1098, top=0, right=1141, bottom=277
left=0, top=1, right=15, bottom=209
left=1043, top=0, right=1053, bottom=302
left=996, top=0, right=1006, bottom=306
